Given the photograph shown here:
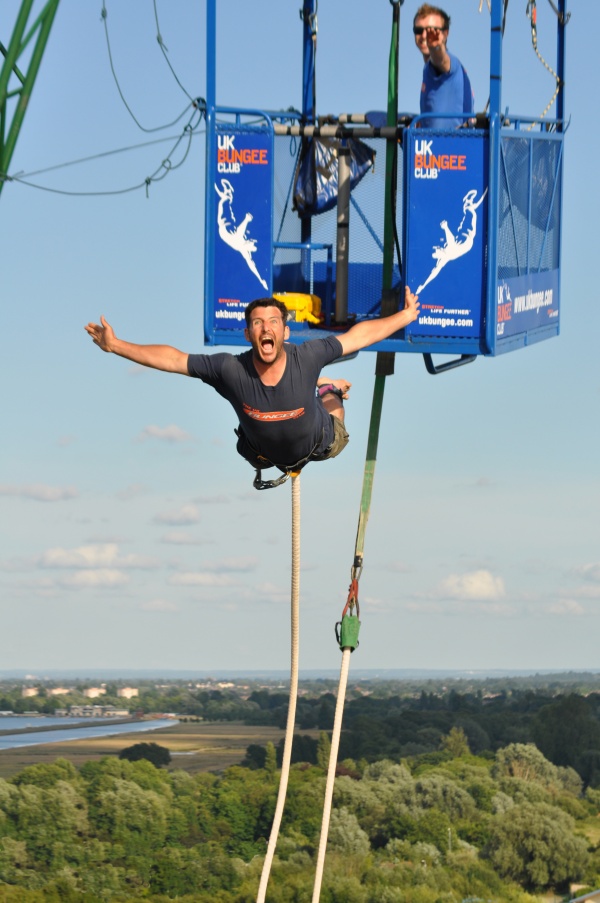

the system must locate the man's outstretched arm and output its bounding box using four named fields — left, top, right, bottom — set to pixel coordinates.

left=84, top=316, right=189, bottom=374
left=336, top=287, right=420, bottom=357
